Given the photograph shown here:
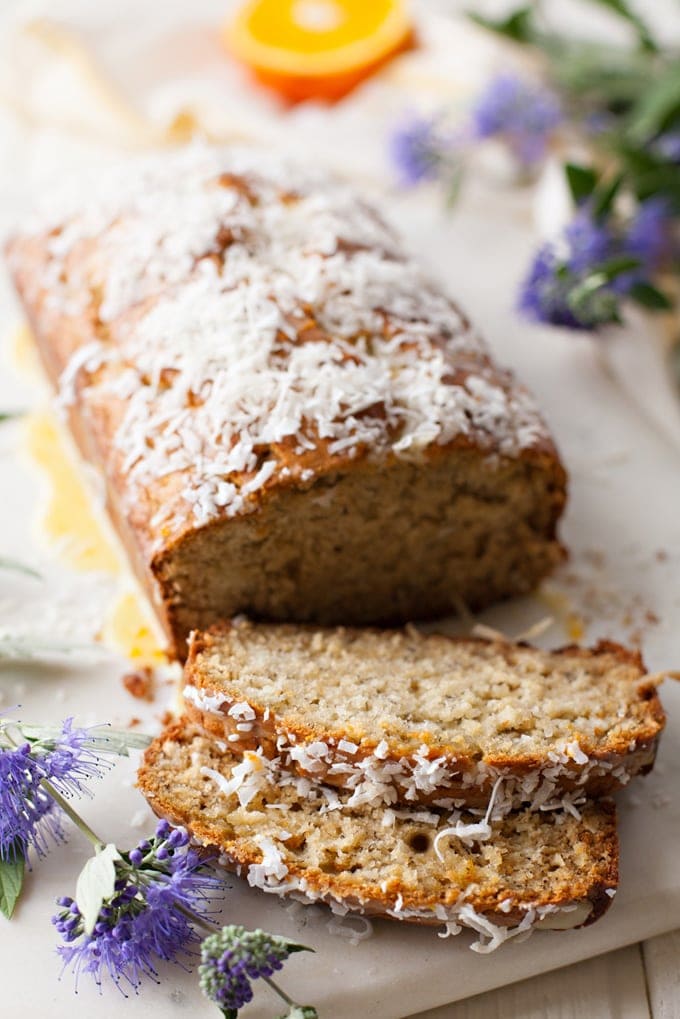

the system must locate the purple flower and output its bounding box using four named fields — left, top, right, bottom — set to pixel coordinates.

left=626, top=197, right=673, bottom=266
left=198, top=924, right=300, bottom=1014
left=42, top=718, right=110, bottom=799
left=518, top=245, right=592, bottom=329
left=0, top=742, right=62, bottom=861
left=0, top=717, right=109, bottom=861
left=471, top=73, right=562, bottom=164
left=518, top=196, right=674, bottom=330
left=389, top=115, right=453, bottom=186
left=564, top=212, right=613, bottom=272
left=519, top=206, right=622, bottom=329
left=53, top=820, right=221, bottom=993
